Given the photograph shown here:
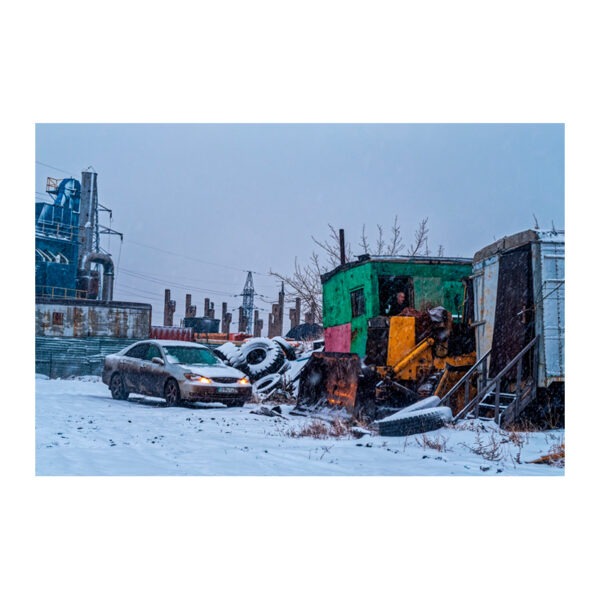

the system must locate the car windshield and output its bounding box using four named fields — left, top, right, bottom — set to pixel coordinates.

left=163, top=346, right=220, bottom=366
